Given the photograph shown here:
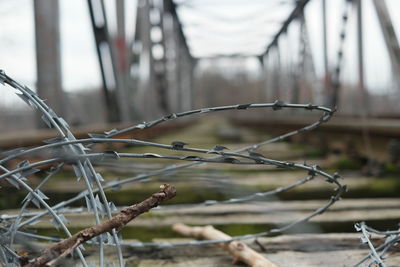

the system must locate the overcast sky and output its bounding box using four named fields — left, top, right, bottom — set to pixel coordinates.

left=1, top=0, right=400, bottom=107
